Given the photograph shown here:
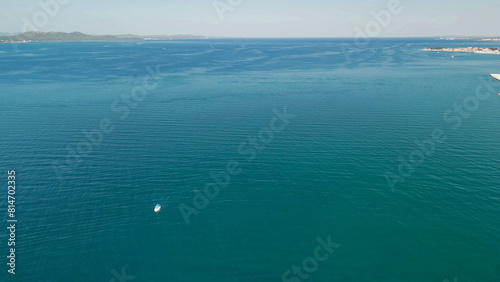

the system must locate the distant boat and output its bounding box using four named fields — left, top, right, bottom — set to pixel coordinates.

left=490, top=73, right=500, bottom=81
left=491, top=74, right=500, bottom=95
left=154, top=204, right=161, bottom=213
